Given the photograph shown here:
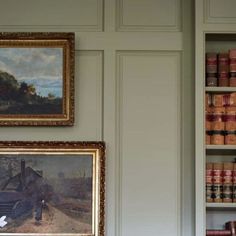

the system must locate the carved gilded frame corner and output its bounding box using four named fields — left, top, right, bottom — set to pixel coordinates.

left=0, top=141, right=105, bottom=236
left=0, top=32, right=74, bottom=126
